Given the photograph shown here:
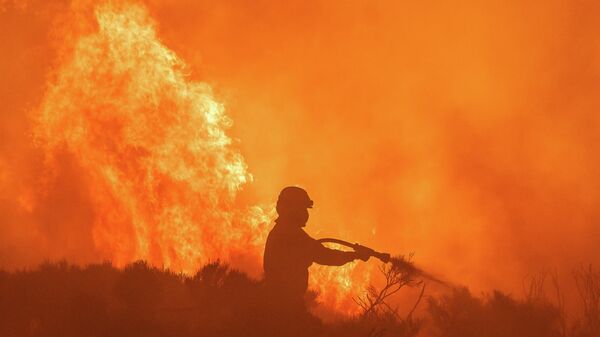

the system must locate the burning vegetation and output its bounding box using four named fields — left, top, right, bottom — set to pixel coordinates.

left=13, top=0, right=369, bottom=312
left=2, top=0, right=600, bottom=334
